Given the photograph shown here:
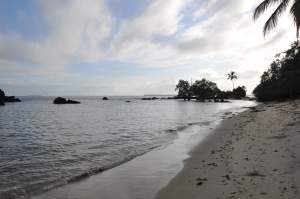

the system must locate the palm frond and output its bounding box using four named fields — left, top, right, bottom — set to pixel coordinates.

left=253, top=0, right=282, bottom=20
left=263, top=0, right=291, bottom=36
left=290, top=0, right=300, bottom=39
